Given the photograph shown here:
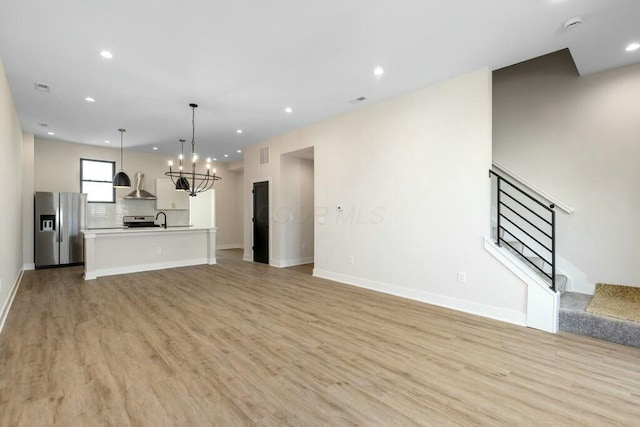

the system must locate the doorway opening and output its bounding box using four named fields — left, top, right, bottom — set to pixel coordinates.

left=280, top=147, right=314, bottom=271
